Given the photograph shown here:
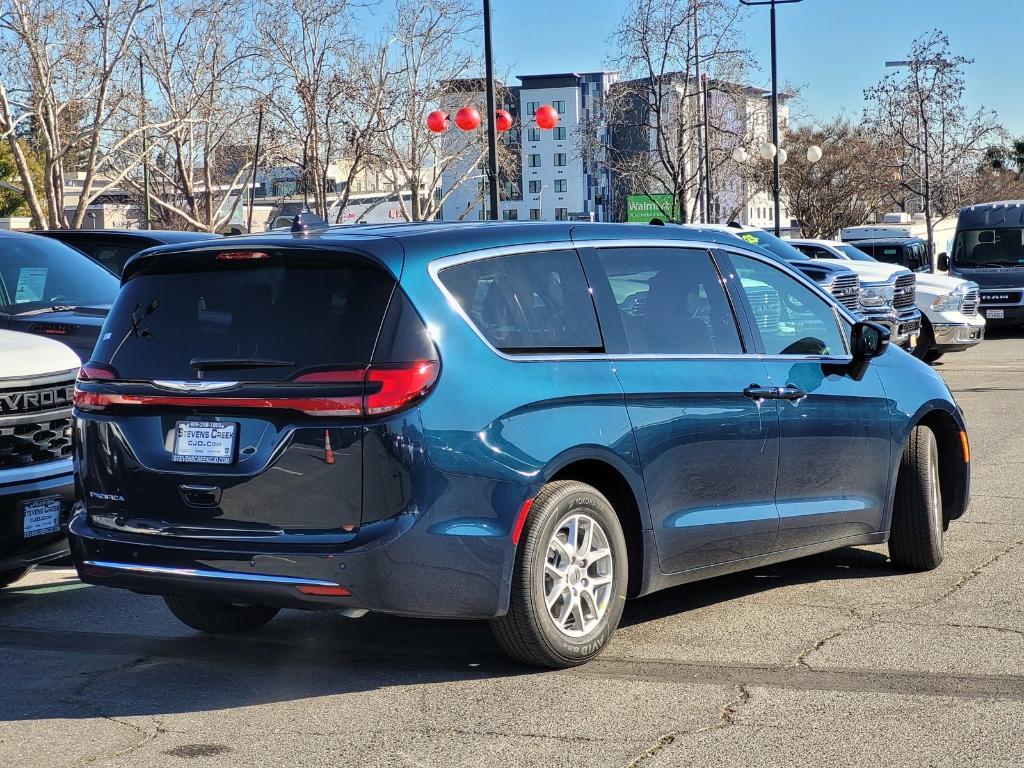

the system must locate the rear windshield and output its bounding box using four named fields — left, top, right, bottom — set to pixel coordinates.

left=0, top=235, right=119, bottom=313
left=92, top=260, right=395, bottom=381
